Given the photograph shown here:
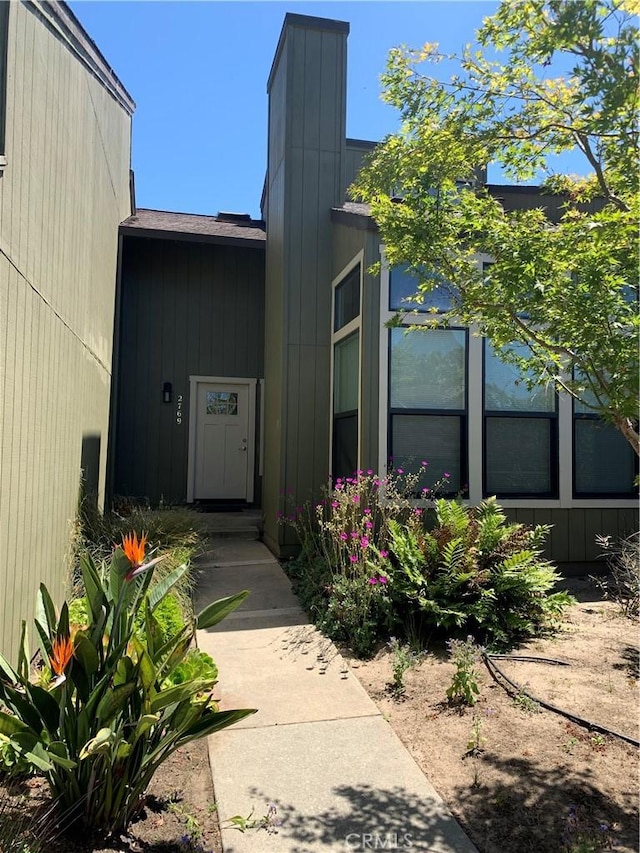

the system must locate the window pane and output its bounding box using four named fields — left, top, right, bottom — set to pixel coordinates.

left=334, top=265, right=360, bottom=331
left=333, top=414, right=358, bottom=480
left=575, top=419, right=636, bottom=495
left=486, top=417, right=553, bottom=495
left=485, top=341, right=555, bottom=412
left=390, top=264, right=457, bottom=313
left=334, top=333, right=359, bottom=414
left=392, top=414, right=462, bottom=493
left=390, top=328, right=465, bottom=410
